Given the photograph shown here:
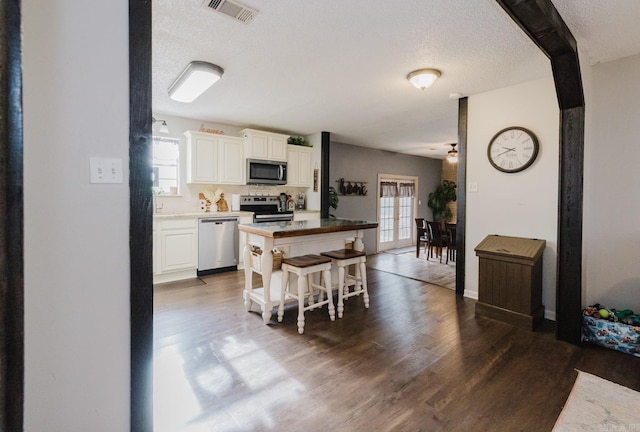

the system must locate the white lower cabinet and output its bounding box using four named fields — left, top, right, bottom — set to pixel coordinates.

left=154, top=218, right=198, bottom=283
